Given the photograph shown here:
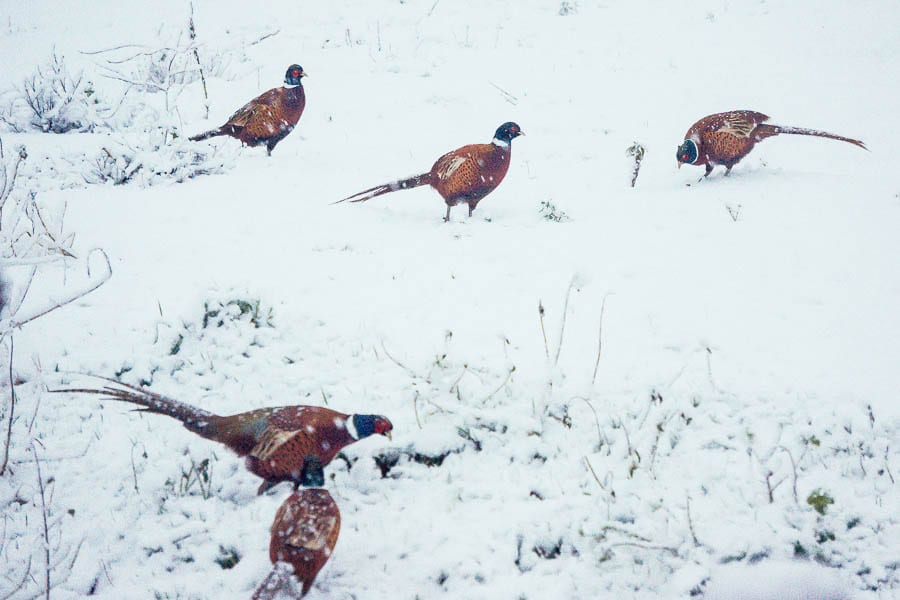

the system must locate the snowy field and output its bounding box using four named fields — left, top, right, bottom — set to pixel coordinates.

left=1, top=0, right=898, bottom=598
